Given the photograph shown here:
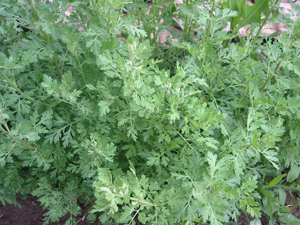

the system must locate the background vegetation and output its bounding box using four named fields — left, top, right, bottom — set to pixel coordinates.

left=1, top=0, right=300, bottom=224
